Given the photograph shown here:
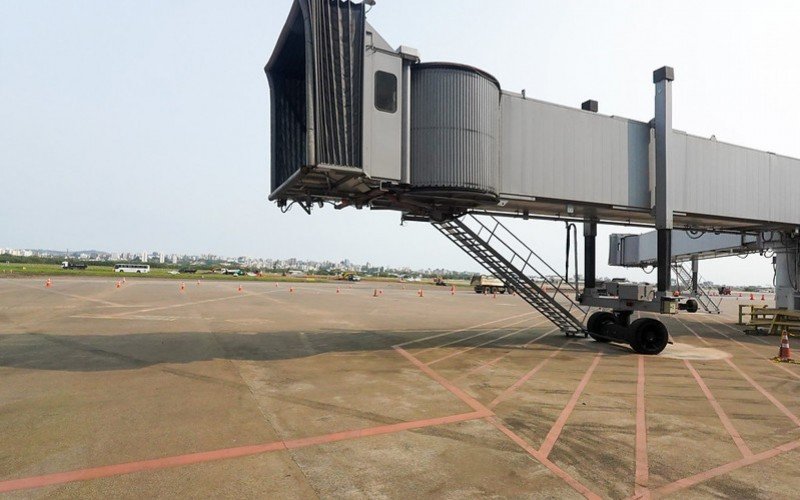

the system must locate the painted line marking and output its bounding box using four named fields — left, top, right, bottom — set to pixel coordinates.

left=393, top=346, right=492, bottom=414
left=453, top=327, right=559, bottom=383
left=488, top=338, right=572, bottom=410
left=413, top=315, right=538, bottom=355
left=723, top=357, right=800, bottom=427
left=394, top=311, right=537, bottom=348
left=486, top=416, right=601, bottom=500
left=650, top=438, right=800, bottom=497
left=539, top=352, right=603, bottom=458
left=677, top=316, right=800, bottom=381
left=0, top=410, right=487, bottom=494
left=634, top=356, right=650, bottom=499
left=684, top=360, right=752, bottom=457
left=705, top=316, right=800, bottom=381
left=426, top=318, right=551, bottom=366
